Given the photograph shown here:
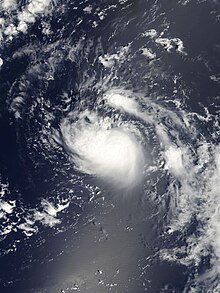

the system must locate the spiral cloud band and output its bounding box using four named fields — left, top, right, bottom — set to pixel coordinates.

left=59, top=110, right=146, bottom=190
